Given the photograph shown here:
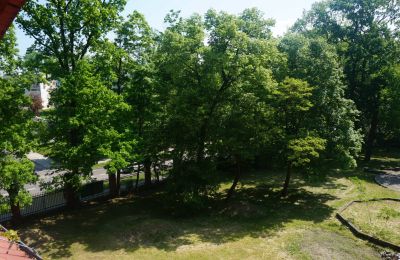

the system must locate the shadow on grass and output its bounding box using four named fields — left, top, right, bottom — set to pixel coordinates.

left=18, top=170, right=338, bottom=259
